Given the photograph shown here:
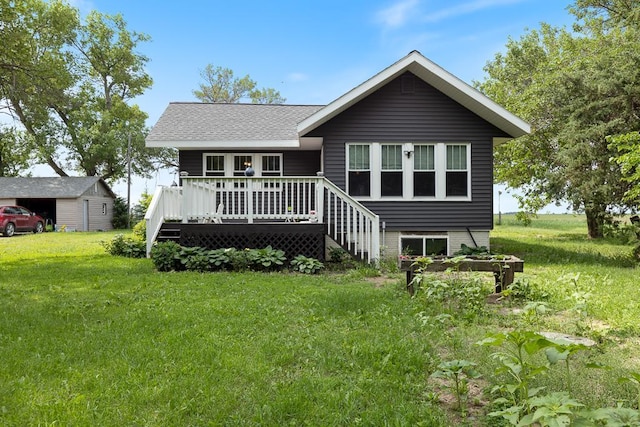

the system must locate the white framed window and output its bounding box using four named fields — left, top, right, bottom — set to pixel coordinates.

left=347, top=144, right=371, bottom=197
left=262, top=155, right=281, bottom=177
left=381, top=144, right=403, bottom=197
left=202, top=153, right=283, bottom=177
left=400, top=235, right=448, bottom=257
left=446, top=144, right=468, bottom=197
left=413, top=144, right=435, bottom=197
left=204, top=155, right=225, bottom=176
left=345, top=142, right=471, bottom=201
